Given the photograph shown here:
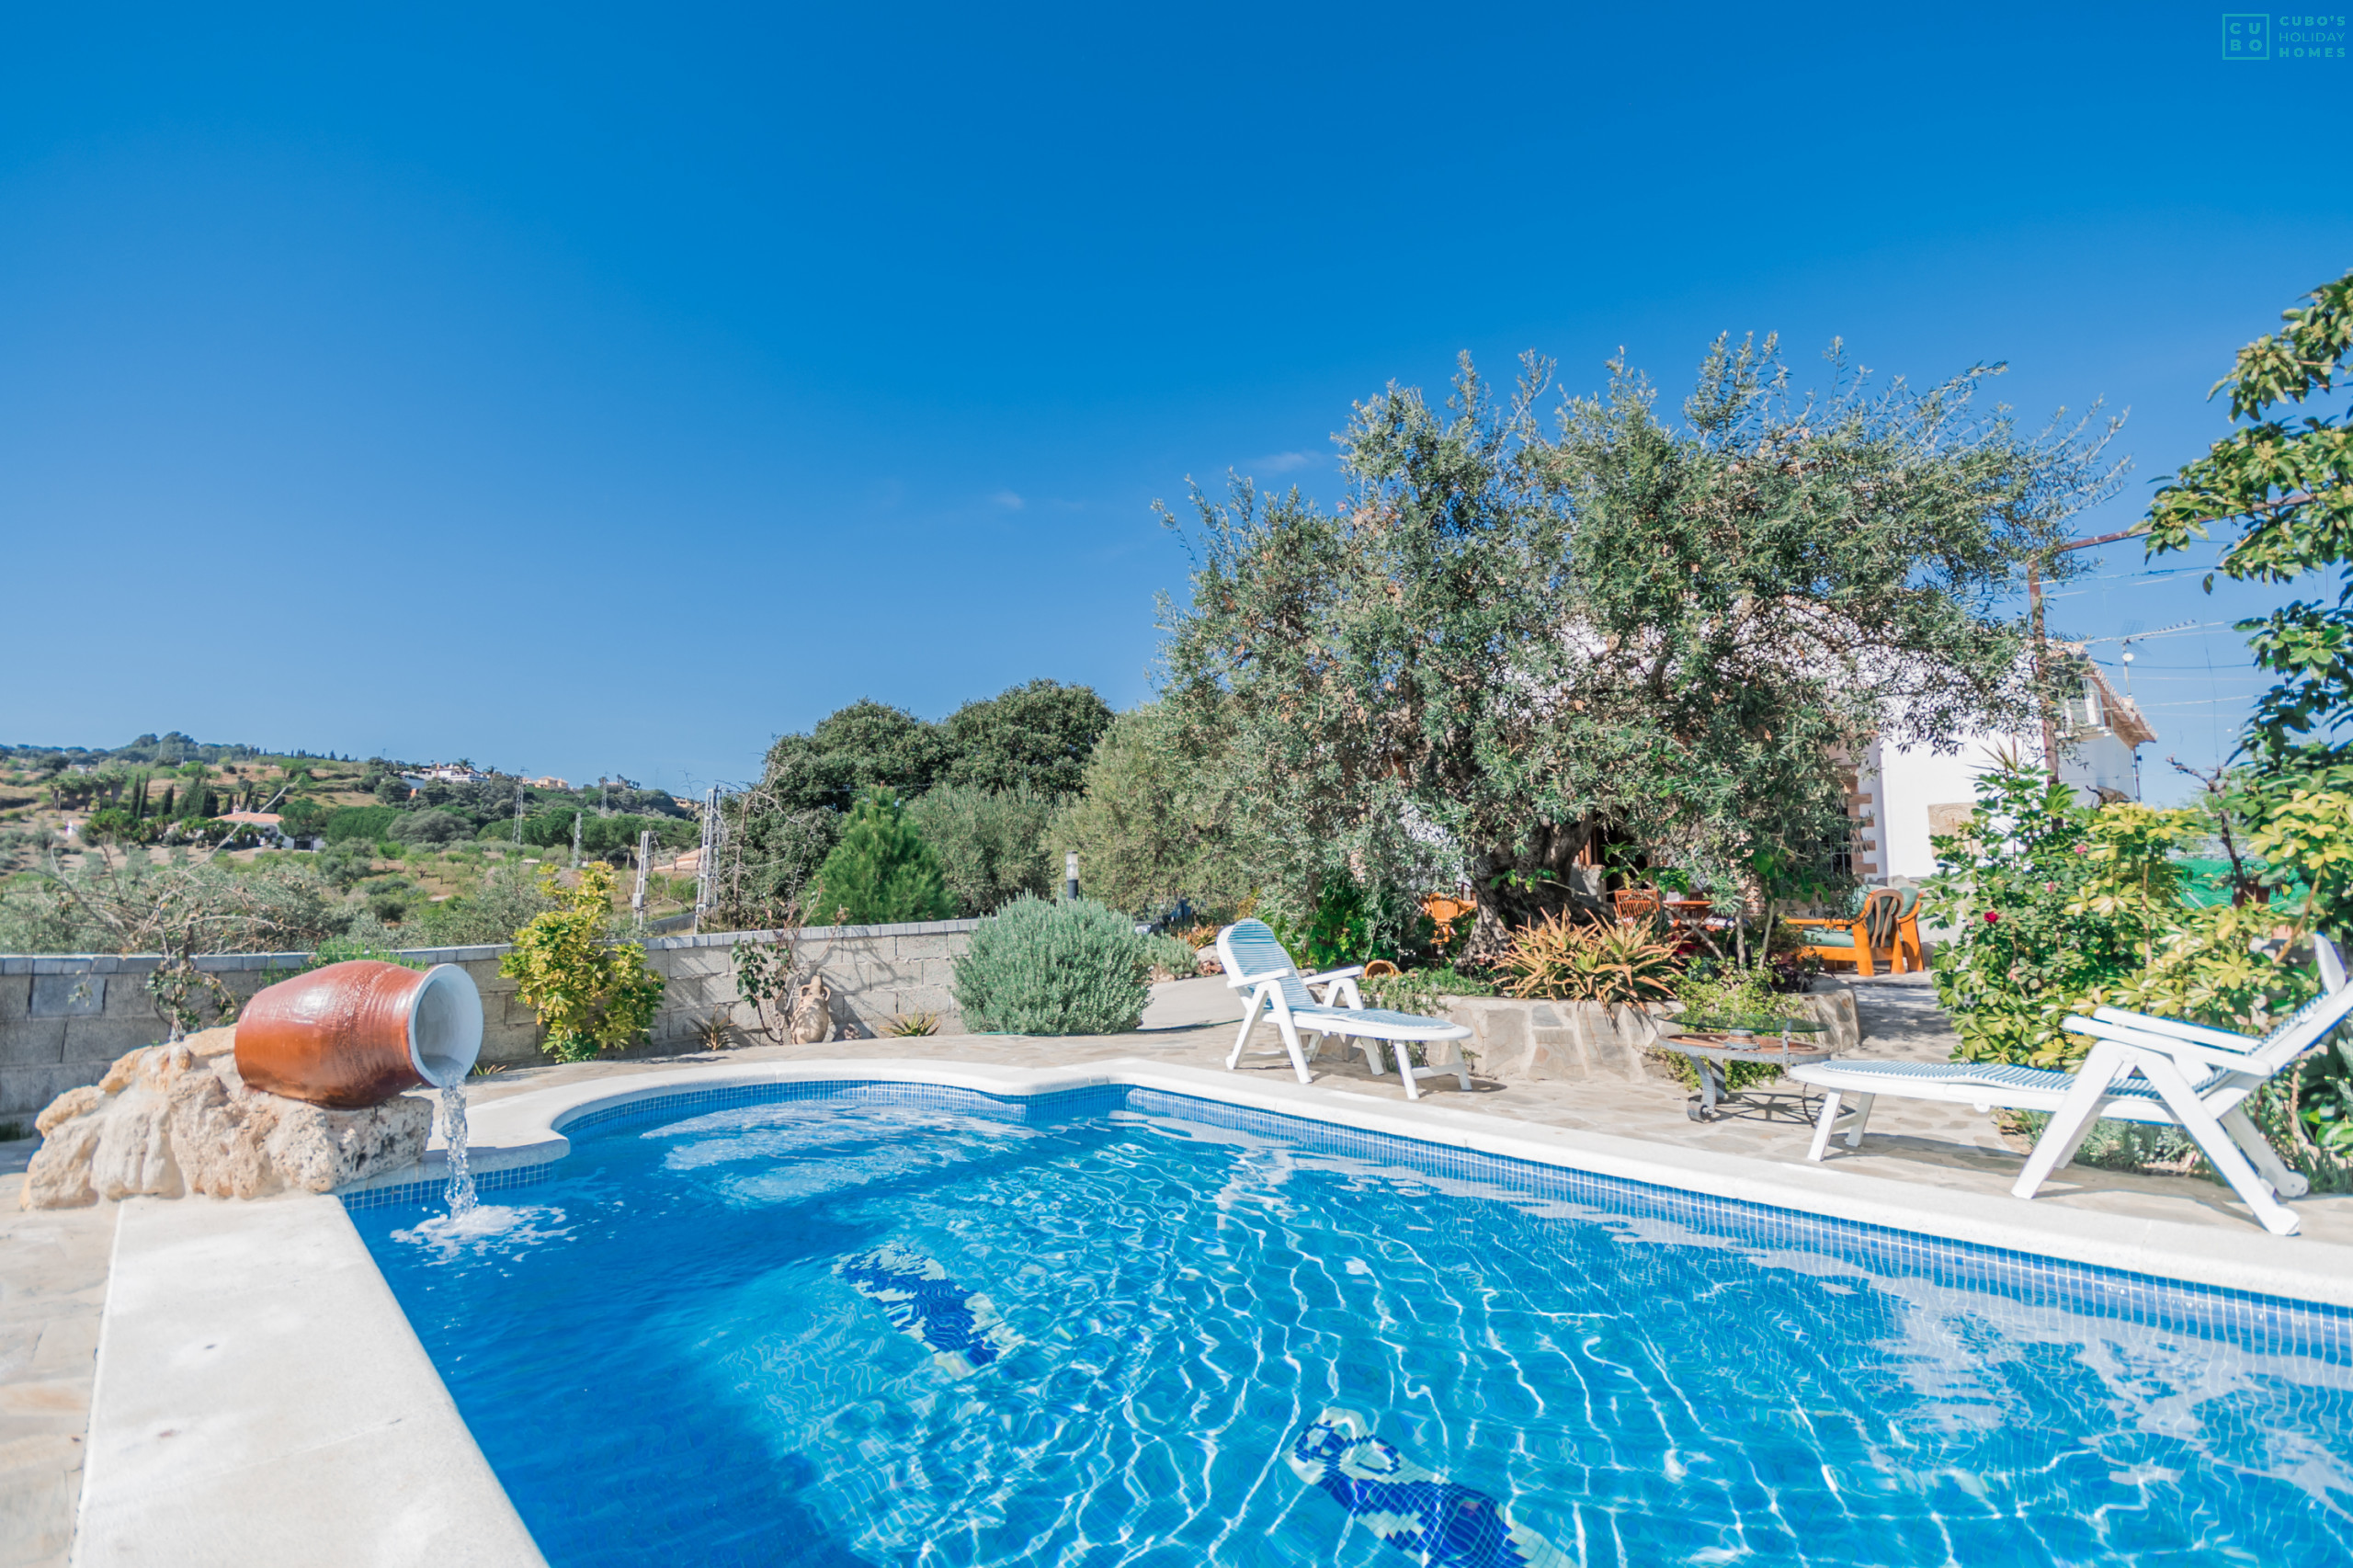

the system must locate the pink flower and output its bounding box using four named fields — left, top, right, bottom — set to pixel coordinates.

left=2043, top=881, right=2057, bottom=893
left=1984, top=910, right=2001, bottom=924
